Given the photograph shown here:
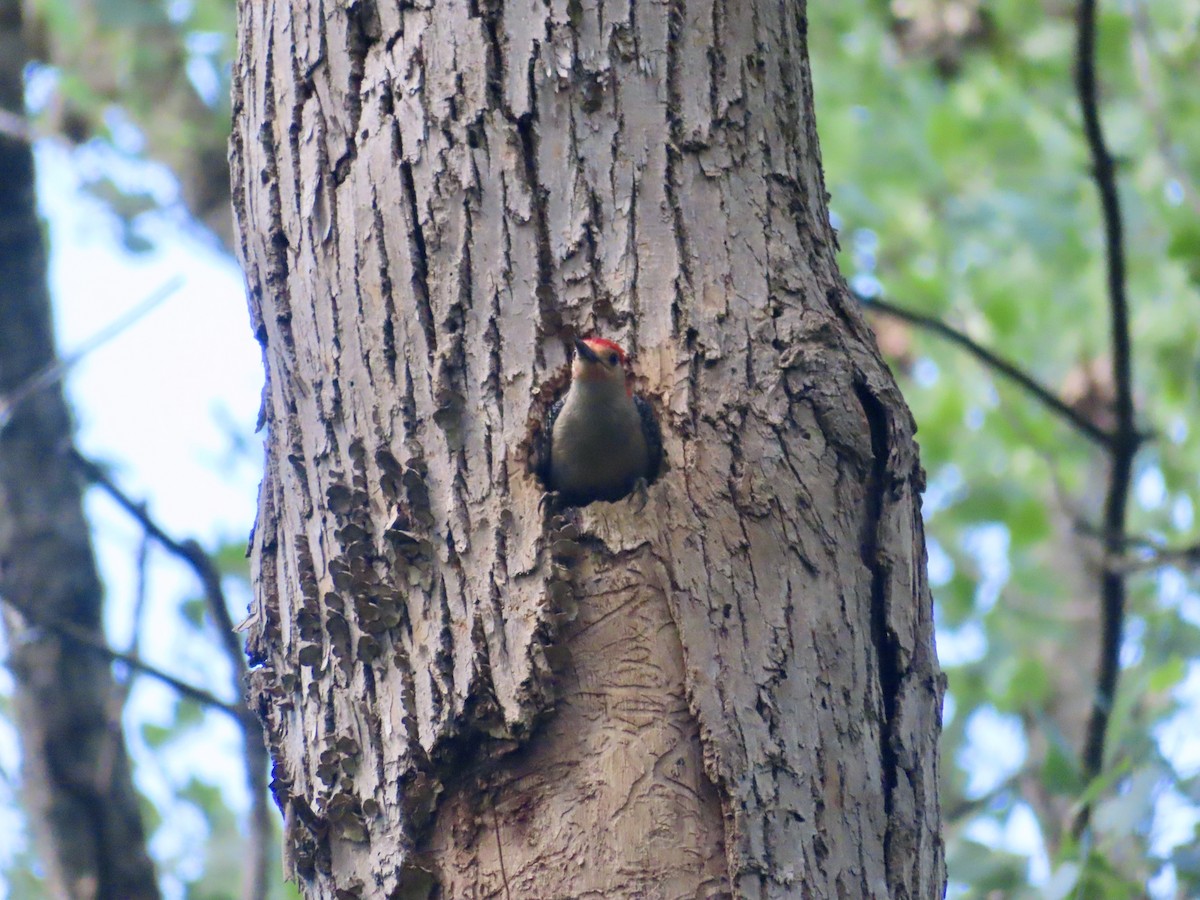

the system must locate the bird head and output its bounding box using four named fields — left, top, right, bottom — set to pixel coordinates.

left=573, top=337, right=631, bottom=395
